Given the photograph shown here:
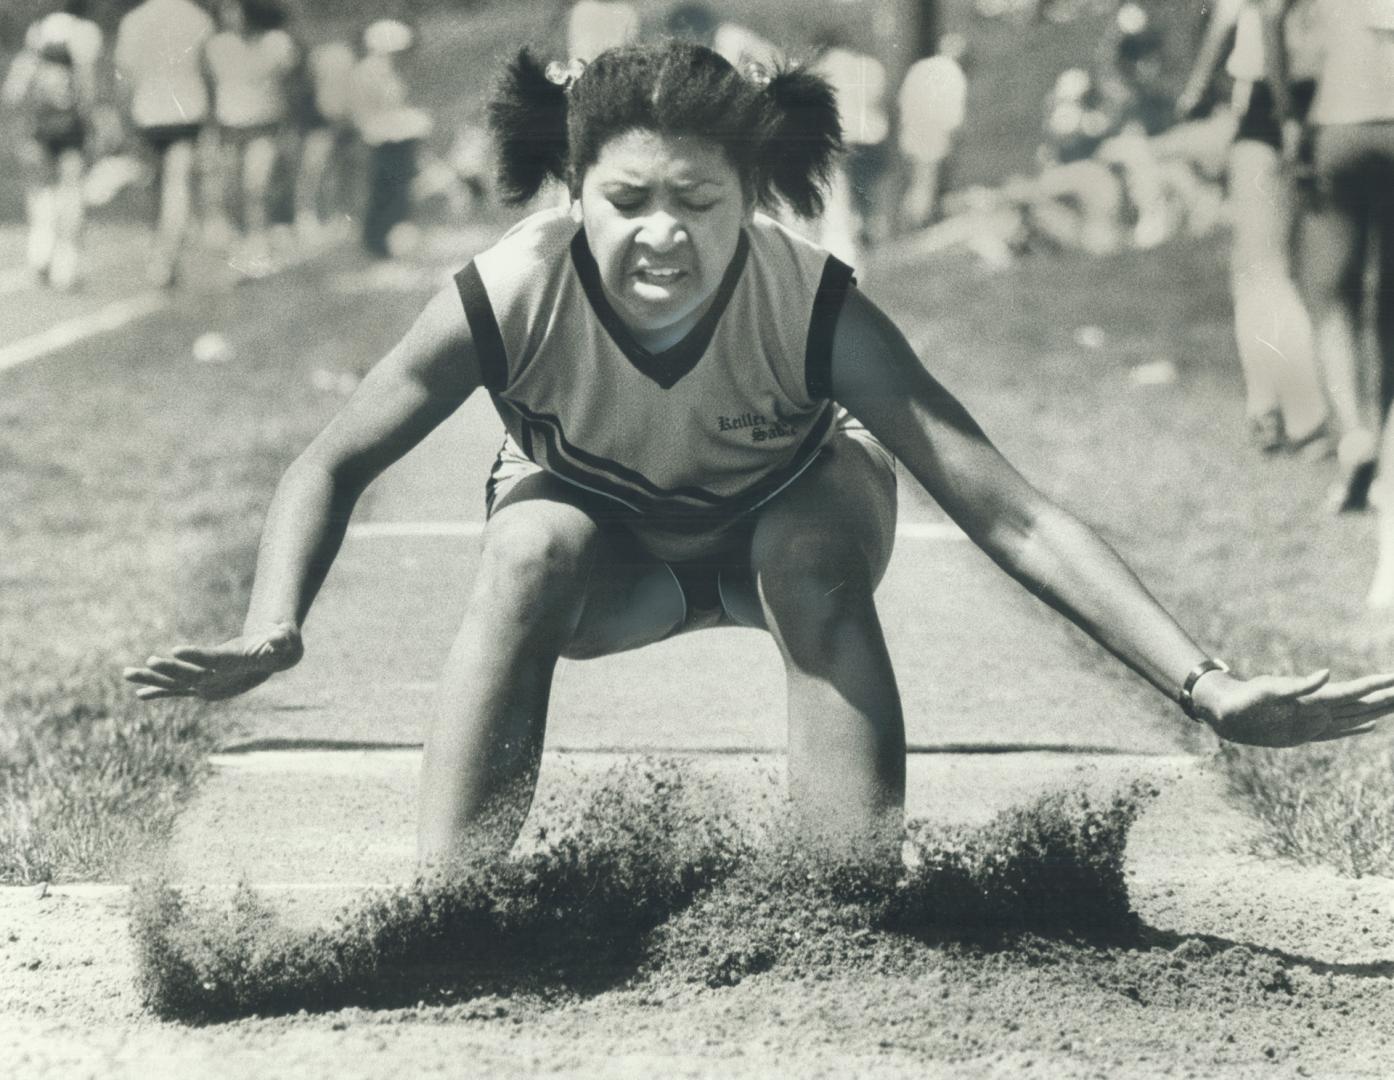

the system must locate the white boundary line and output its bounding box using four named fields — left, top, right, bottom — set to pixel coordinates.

left=0, top=265, right=36, bottom=295
left=0, top=290, right=168, bottom=372
left=5, top=882, right=393, bottom=899
left=348, top=520, right=968, bottom=541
